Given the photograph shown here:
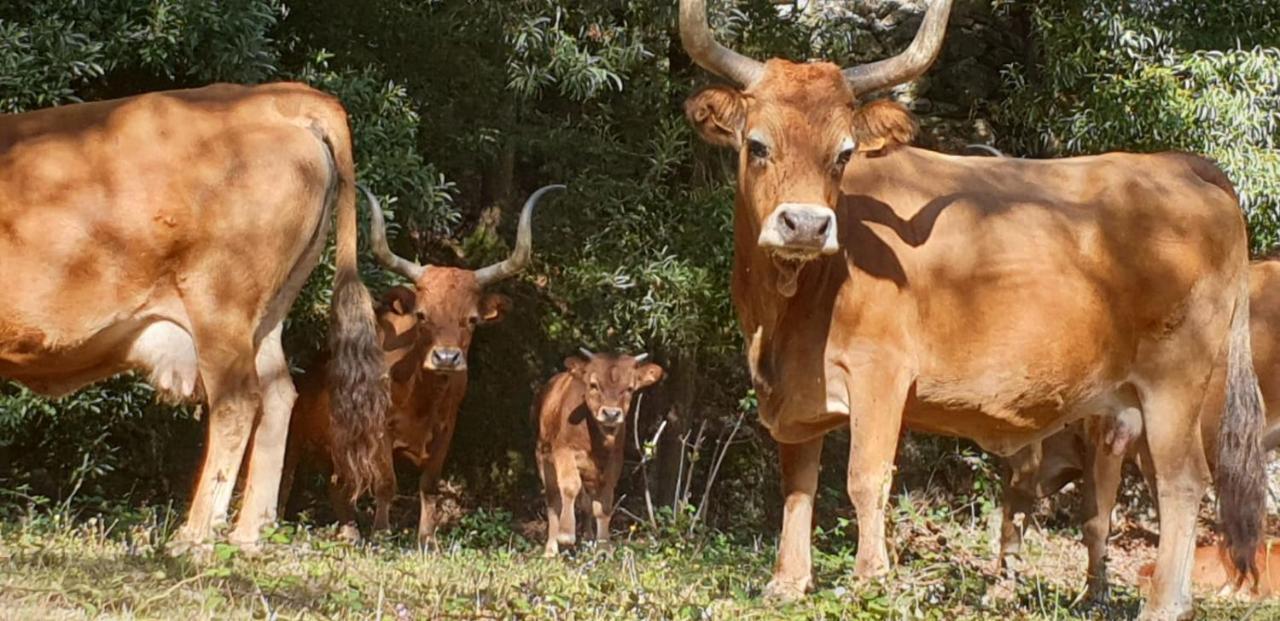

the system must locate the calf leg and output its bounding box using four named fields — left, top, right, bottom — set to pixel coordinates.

left=328, top=476, right=362, bottom=542
left=553, top=451, right=583, bottom=549
left=1081, top=419, right=1126, bottom=605
left=999, top=442, right=1043, bottom=574
left=230, top=324, right=298, bottom=550
left=540, top=455, right=563, bottom=557
left=416, top=424, right=456, bottom=546
left=764, top=435, right=823, bottom=600
left=371, top=449, right=396, bottom=533
left=592, top=485, right=615, bottom=546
